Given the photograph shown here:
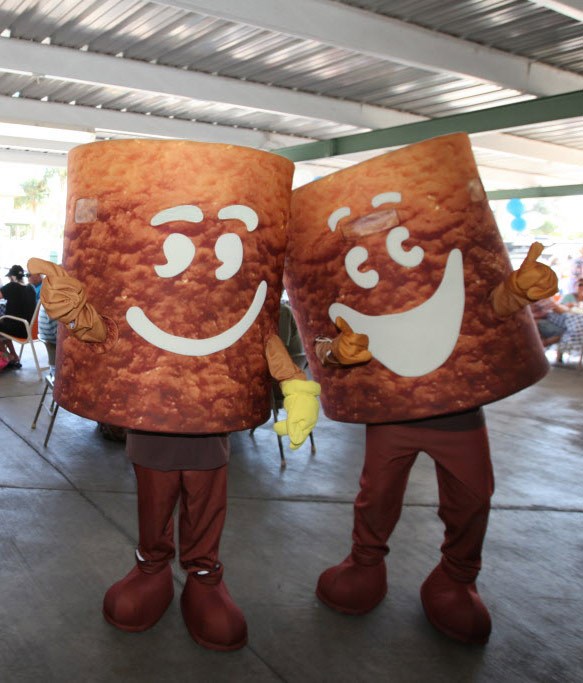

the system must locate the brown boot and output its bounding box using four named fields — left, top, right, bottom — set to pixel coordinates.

left=179, top=467, right=247, bottom=650
left=421, top=563, right=491, bottom=644
left=103, top=465, right=180, bottom=632
left=316, top=554, right=387, bottom=615
left=421, top=423, right=494, bottom=644
left=181, top=563, right=247, bottom=651
left=103, top=562, right=175, bottom=632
